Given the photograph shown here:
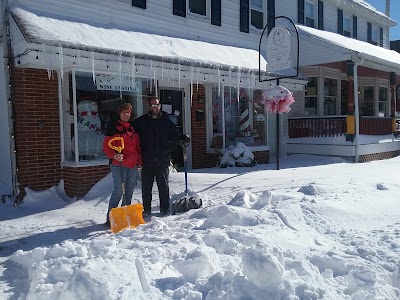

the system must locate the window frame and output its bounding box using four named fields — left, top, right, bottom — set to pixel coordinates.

left=187, top=0, right=210, bottom=18
left=305, top=0, right=316, bottom=28
left=305, top=77, right=318, bottom=116
left=378, top=86, right=389, bottom=117
left=250, top=0, right=264, bottom=30
left=206, top=84, right=268, bottom=152
left=371, top=25, right=379, bottom=45
left=323, top=77, right=339, bottom=116
left=61, top=69, right=146, bottom=166
left=343, top=15, right=351, bottom=37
